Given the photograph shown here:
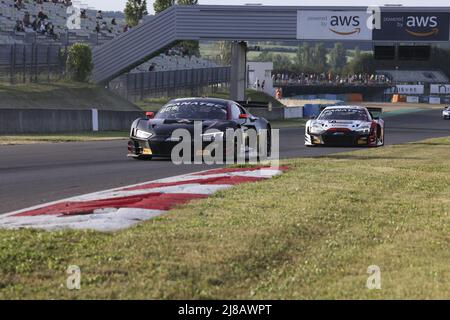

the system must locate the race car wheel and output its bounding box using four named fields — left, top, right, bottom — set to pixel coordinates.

left=377, top=125, right=385, bottom=147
